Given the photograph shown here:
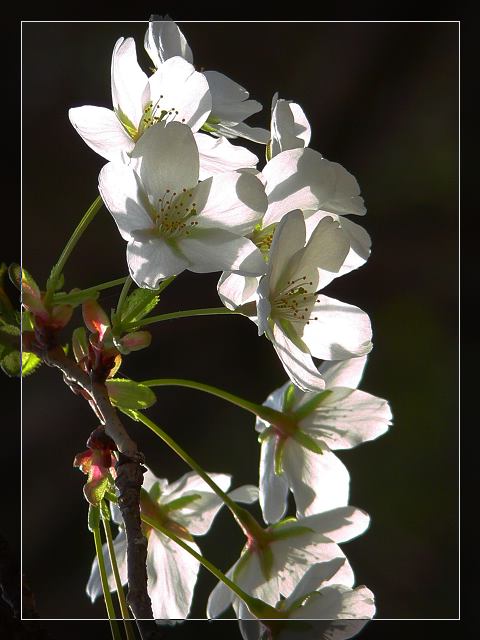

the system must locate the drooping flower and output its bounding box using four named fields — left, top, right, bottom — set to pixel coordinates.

left=238, top=559, right=375, bottom=640
left=98, top=120, right=268, bottom=288
left=256, top=355, right=393, bottom=524
left=238, top=210, right=372, bottom=391
left=145, top=17, right=270, bottom=143
left=69, top=36, right=212, bottom=162
left=207, top=506, right=370, bottom=619
left=87, top=468, right=258, bottom=619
